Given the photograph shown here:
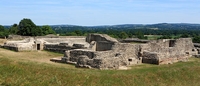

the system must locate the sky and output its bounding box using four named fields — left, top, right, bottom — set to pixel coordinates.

left=0, top=0, right=200, bottom=26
